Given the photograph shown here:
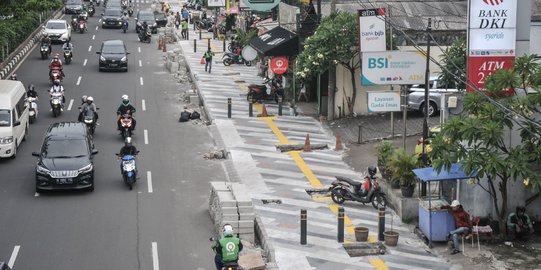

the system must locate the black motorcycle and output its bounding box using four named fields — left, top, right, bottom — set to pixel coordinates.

left=138, top=29, right=151, bottom=43
left=222, top=52, right=251, bottom=66
left=63, top=48, right=73, bottom=64
left=88, top=5, right=95, bottom=17
left=81, top=109, right=99, bottom=135
left=40, top=44, right=50, bottom=59
left=330, top=166, right=387, bottom=209
left=196, top=18, right=214, bottom=31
